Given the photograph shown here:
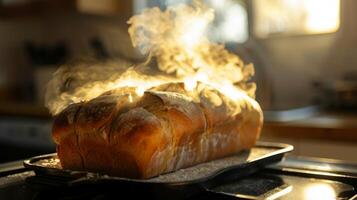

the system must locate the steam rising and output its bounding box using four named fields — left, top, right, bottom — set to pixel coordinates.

left=45, top=0, right=257, bottom=115
left=45, top=61, right=174, bottom=115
